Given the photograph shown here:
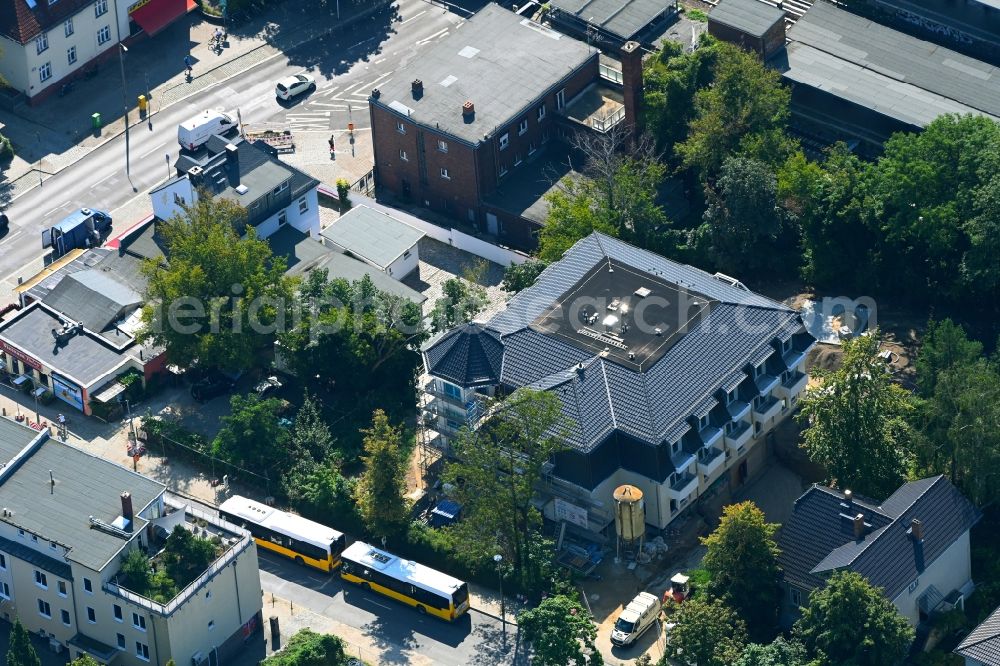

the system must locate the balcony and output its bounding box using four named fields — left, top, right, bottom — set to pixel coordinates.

left=755, top=372, right=780, bottom=396
left=669, top=471, right=699, bottom=500
left=754, top=394, right=782, bottom=426
left=104, top=499, right=251, bottom=618
left=727, top=399, right=751, bottom=422
left=562, top=83, right=626, bottom=134
left=725, top=420, right=753, bottom=452
left=698, top=446, right=725, bottom=479
left=697, top=424, right=723, bottom=449
left=775, top=370, right=808, bottom=400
